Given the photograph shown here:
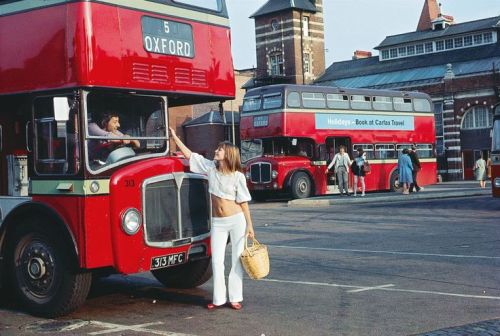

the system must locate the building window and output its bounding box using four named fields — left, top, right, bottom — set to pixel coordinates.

left=398, top=47, right=406, bottom=57
left=454, top=37, right=463, bottom=48
left=303, top=53, right=311, bottom=74
left=415, top=44, right=424, bottom=54
left=302, top=16, right=309, bottom=37
left=445, top=39, right=453, bottom=49
left=435, top=40, right=444, bottom=51
left=407, top=45, right=415, bottom=55
left=269, top=53, right=283, bottom=76
left=390, top=48, right=398, bottom=58
left=462, top=106, right=493, bottom=129
left=425, top=42, right=433, bottom=53
left=381, top=50, right=389, bottom=60
left=484, top=32, right=493, bottom=43
left=473, top=34, right=483, bottom=45
left=464, top=35, right=473, bottom=46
